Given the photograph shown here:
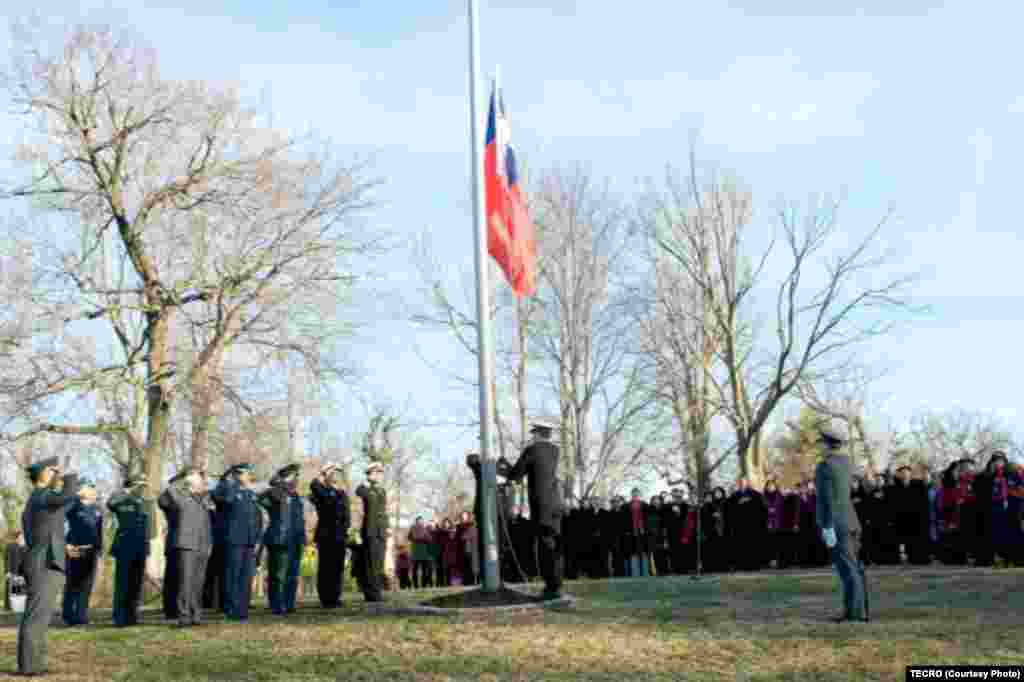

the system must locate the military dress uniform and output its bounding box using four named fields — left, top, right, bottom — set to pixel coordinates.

left=308, top=467, right=351, bottom=608
left=500, top=421, right=564, bottom=599
left=160, top=487, right=180, bottom=620
left=17, top=458, right=80, bottom=676
left=260, top=464, right=306, bottom=615
left=159, top=467, right=214, bottom=627
left=107, top=479, right=157, bottom=626
left=815, top=424, right=868, bottom=623
left=212, top=464, right=264, bottom=621
left=355, top=462, right=389, bottom=602
left=61, top=486, right=104, bottom=626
